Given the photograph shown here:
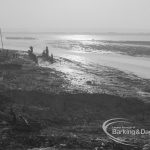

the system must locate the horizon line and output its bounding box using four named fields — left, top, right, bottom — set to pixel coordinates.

left=2, top=31, right=150, bottom=35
